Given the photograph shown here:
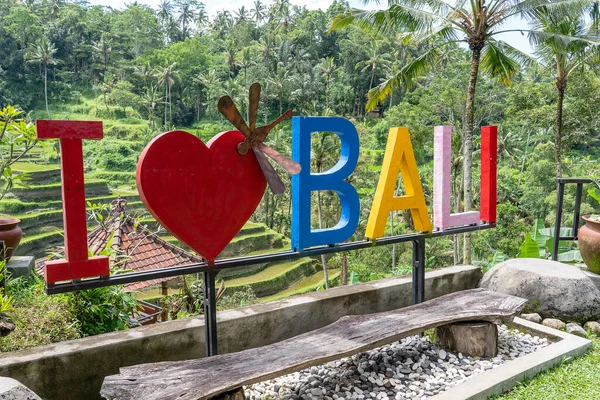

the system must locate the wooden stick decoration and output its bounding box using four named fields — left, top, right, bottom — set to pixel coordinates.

left=218, top=82, right=301, bottom=195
